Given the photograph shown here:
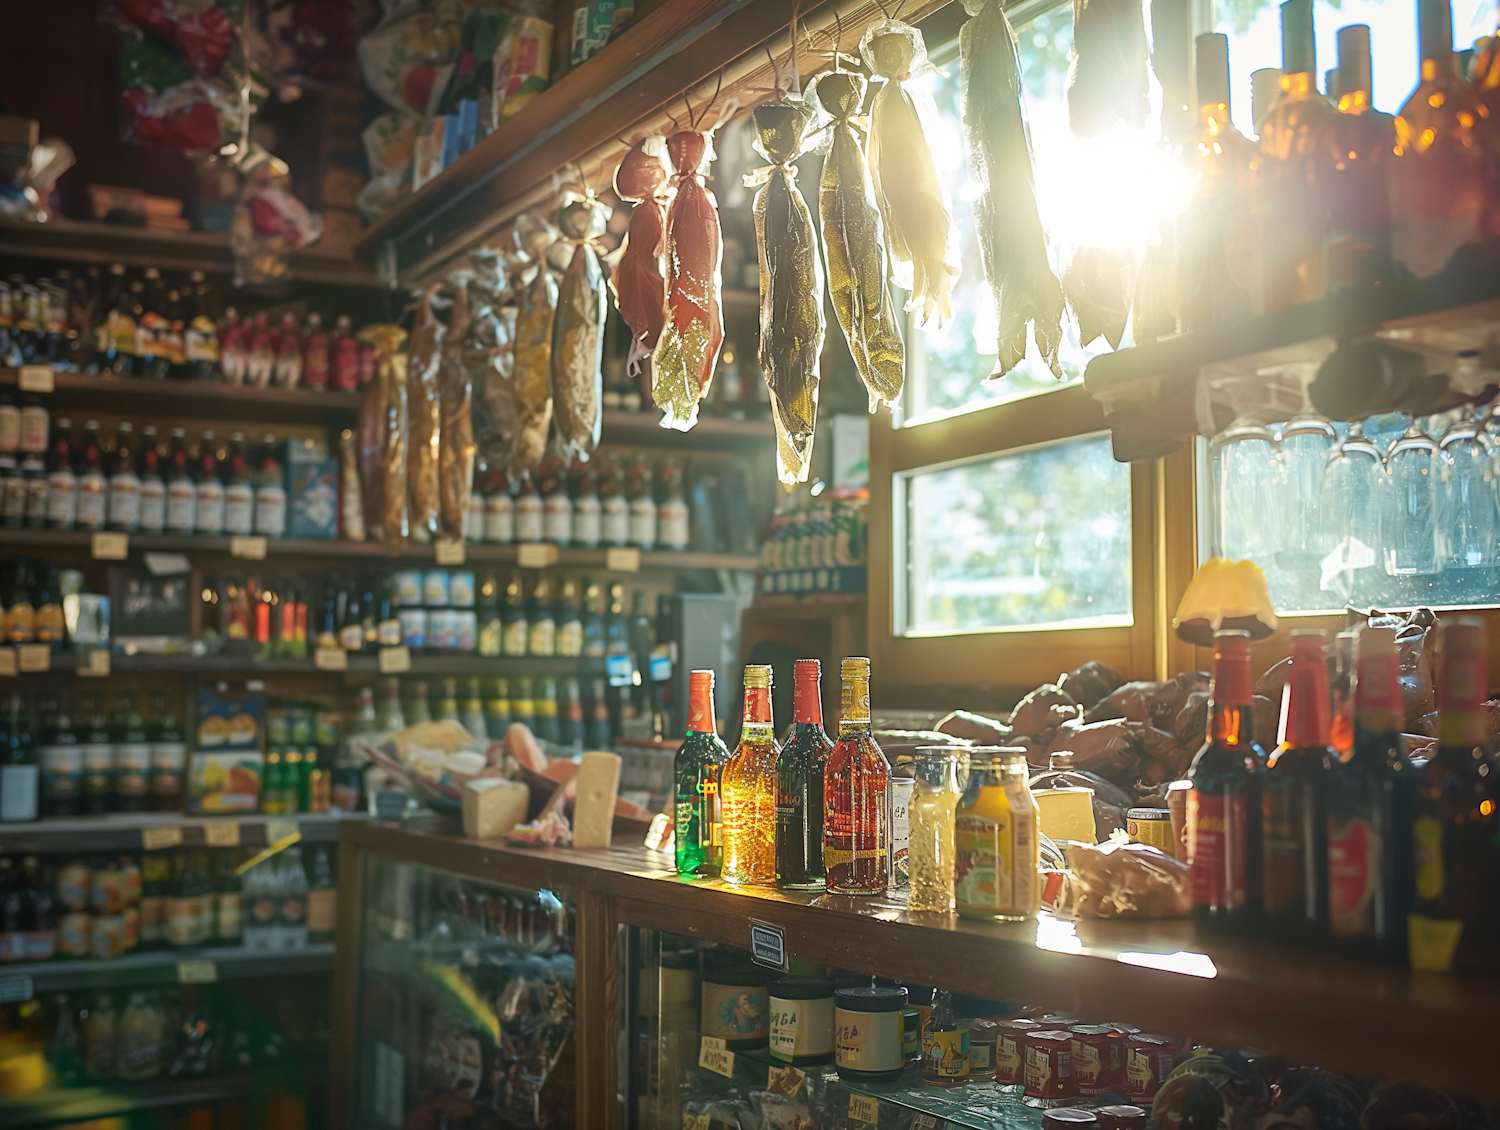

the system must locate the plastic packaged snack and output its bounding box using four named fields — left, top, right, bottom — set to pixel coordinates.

left=407, top=289, right=446, bottom=544
left=1064, top=840, right=1191, bottom=918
